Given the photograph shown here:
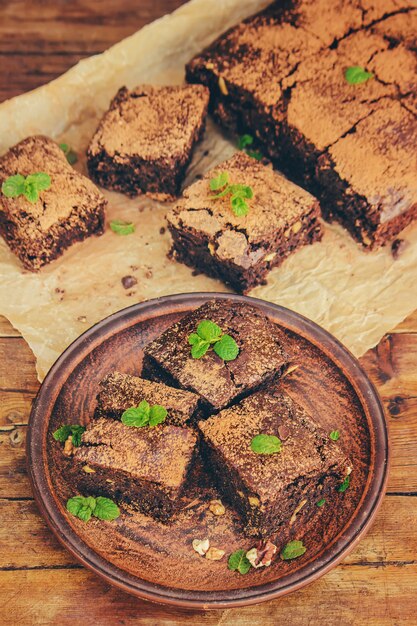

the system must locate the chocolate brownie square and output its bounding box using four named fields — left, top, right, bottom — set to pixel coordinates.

left=142, top=299, right=290, bottom=414
left=186, top=1, right=417, bottom=247
left=95, top=371, right=200, bottom=426
left=74, top=418, right=198, bottom=521
left=167, top=151, right=322, bottom=293
left=0, top=135, right=106, bottom=271
left=198, top=387, right=352, bottom=537
left=87, top=84, right=209, bottom=201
